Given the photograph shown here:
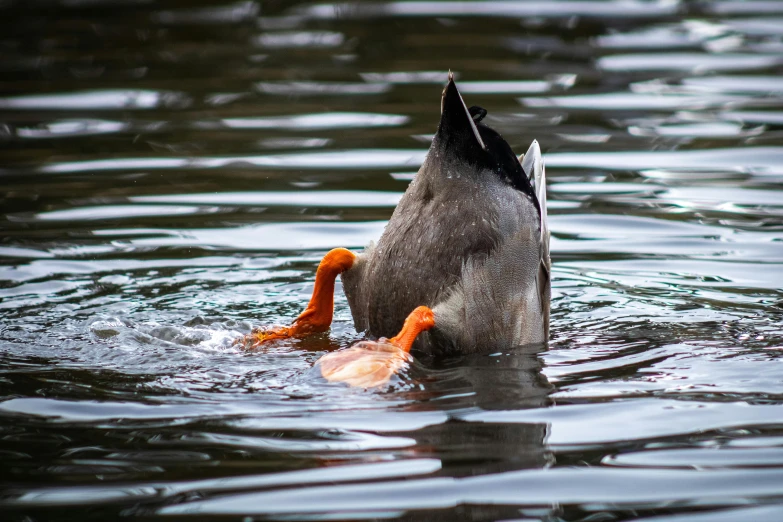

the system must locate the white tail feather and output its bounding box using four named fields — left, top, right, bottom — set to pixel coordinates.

left=521, top=140, right=549, bottom=266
